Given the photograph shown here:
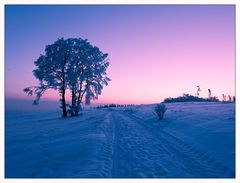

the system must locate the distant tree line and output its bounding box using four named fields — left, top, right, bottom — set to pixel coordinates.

left=222, top=94, right=235, bottom=103
left=163, top=86, right=235, bottom=103
left=96, top=104, right=135, bottom=109
left=163, top=93, right=235, bottom=103
left=163, top=94, right=218, bottom=103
